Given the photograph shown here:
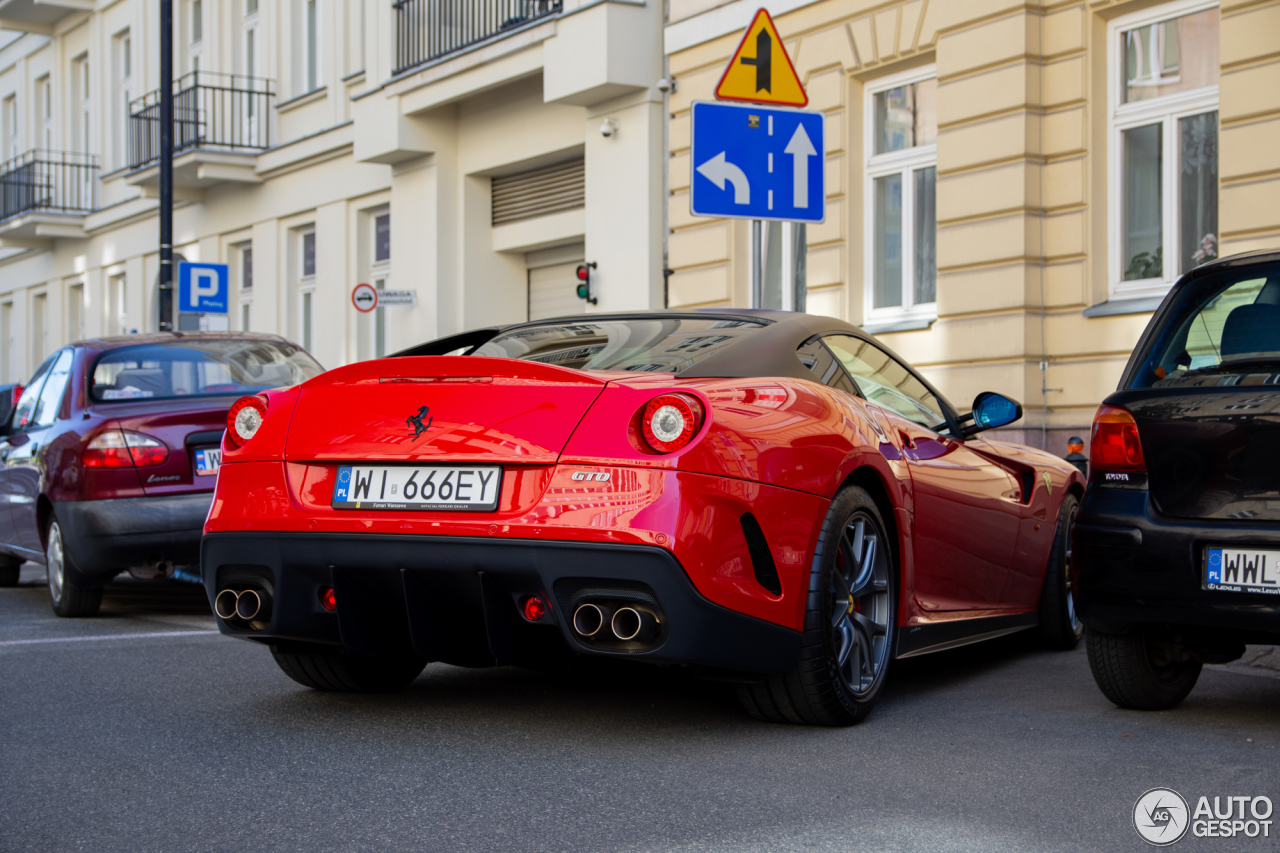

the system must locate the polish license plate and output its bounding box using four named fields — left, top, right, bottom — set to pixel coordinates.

left=1204, top=546, right=1280, bottom=595
left=331, top=464, right=502, bottom=511
left=194, top=448, right=222, bottom=477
